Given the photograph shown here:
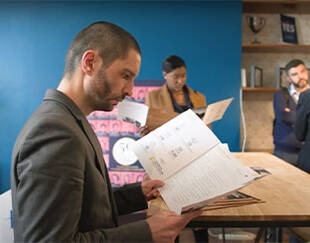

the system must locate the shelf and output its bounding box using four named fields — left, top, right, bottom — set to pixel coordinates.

left=242, top=43, right=310, bottom=53
left=242, top=87, right=278, bottom=92
left=243, top=0, right=310, bottom=13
